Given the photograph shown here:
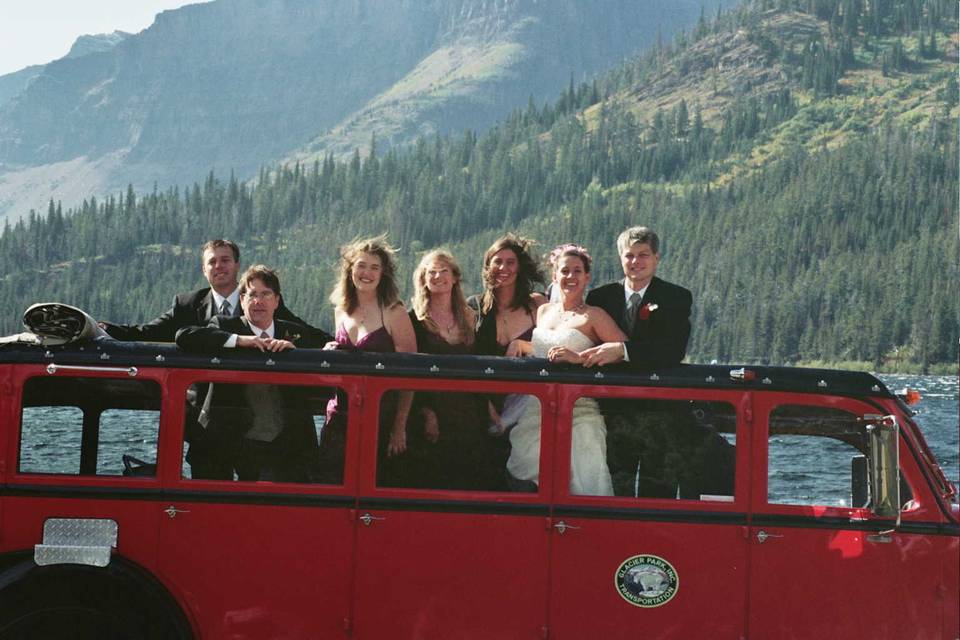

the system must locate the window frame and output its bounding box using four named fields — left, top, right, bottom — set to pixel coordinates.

left=8, top=365, right=169, bottom=490
left=357, top=376, right=557, bottom=504
left=162, top=368, right=360, bottom=496
left=752, top=391, right=936, bottom=522
left=552, top=384, right=749, bottom=510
